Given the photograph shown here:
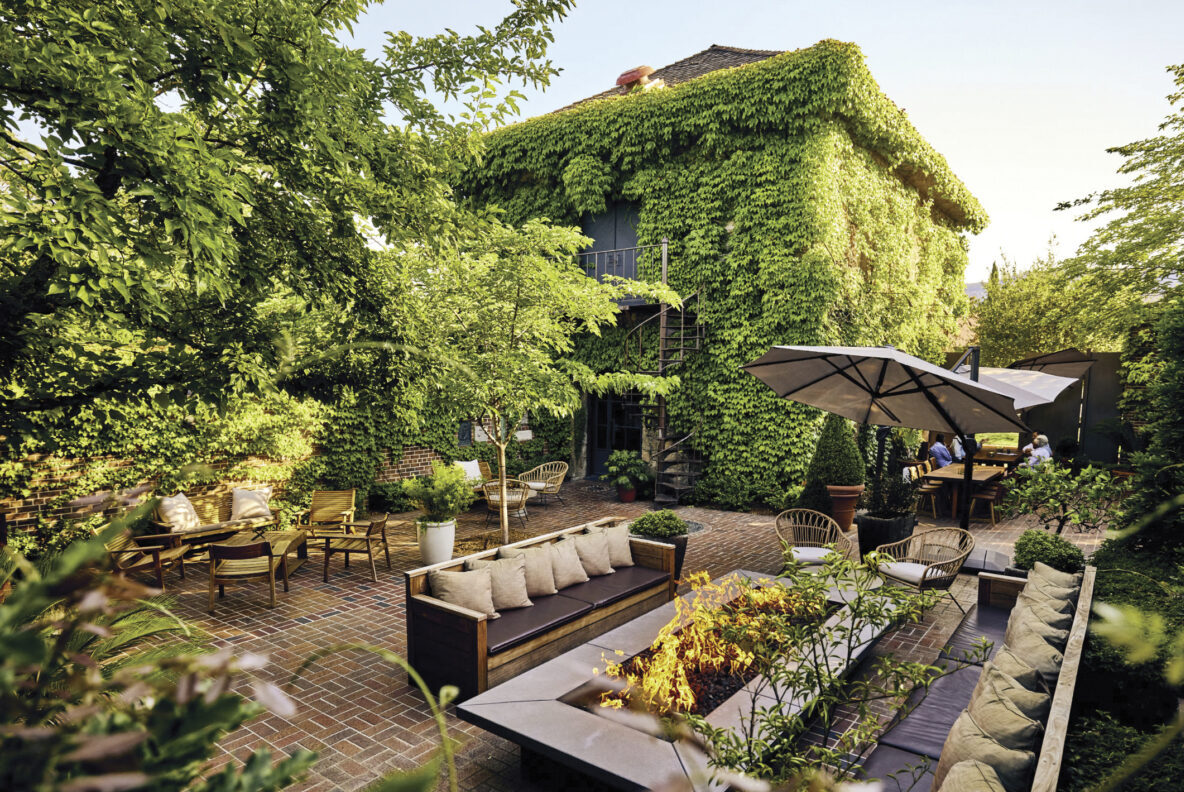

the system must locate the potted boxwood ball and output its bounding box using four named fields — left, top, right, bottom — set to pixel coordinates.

left=628, top=509, right=690, bottom=580
left=402, top=460, right=476, bottom=565
left=855, top=433, right=918, bottom=557
left=600, top=450, right=652, bottom=503
left=797, top=414, right=866, bottom=531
